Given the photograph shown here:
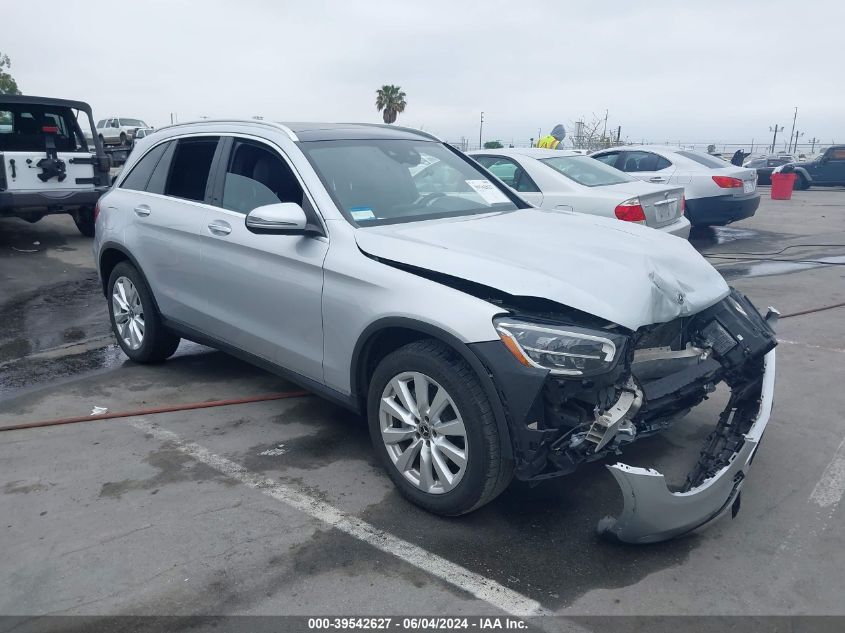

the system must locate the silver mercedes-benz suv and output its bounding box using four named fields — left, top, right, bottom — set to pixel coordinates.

left=93, top=120, right=778, bottom=543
